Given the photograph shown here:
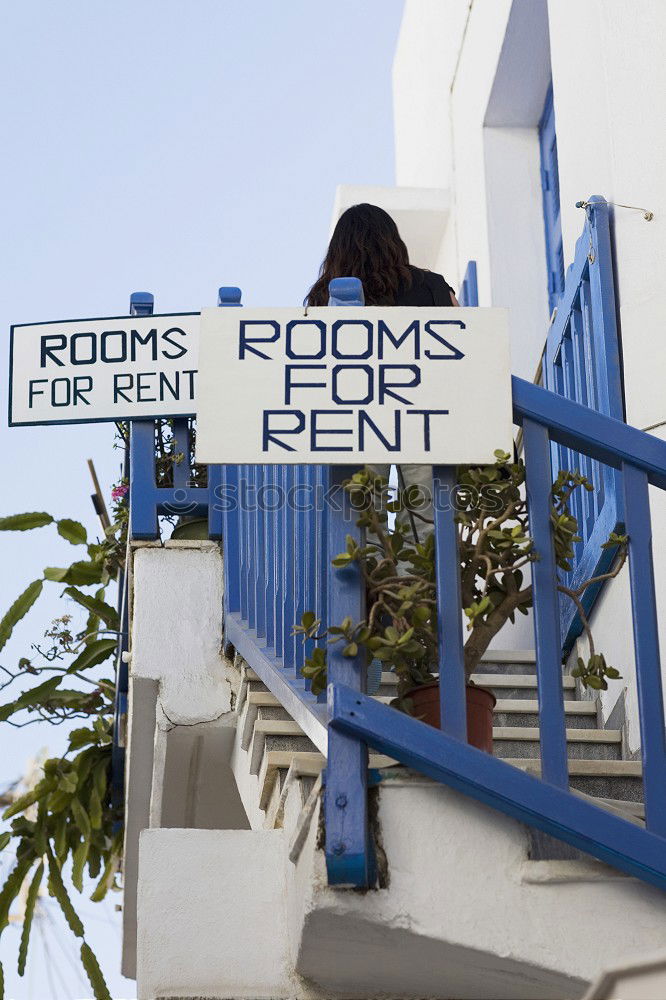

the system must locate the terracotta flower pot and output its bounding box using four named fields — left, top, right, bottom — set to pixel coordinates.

left=406, top=681, right=496, bottom=753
